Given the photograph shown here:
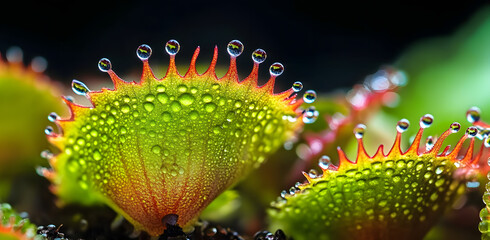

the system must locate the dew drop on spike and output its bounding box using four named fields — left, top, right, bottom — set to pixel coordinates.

left=72, top=79, right=90, bottom=96
left=303, top=90, right=317, bottom=104
left=302, top=107, right=319, bottom=124
left=318, top=155, right=332, bottom=169
left=467, top=126, right=478, bottom=138
left=396, top=119, right=410, bottom=133
left=44, top=126, right=54, bottom=135
left=280, top=190, right=287, bottom=198
left=227, top=40, right=244, bottom=57
left=426, top=136, right=434, bottom=151
left=165, top=39, right=180, bottom=55
left=466, top=106, right=481, bottom=123
left=354, top=124, right=366, bottom=139
left=136, top=44, right=152, bottom=60
left=269, top=62, right=284, bottom=76
left=450, top=122, right=461, bottom=133
left=308, top=169, right=318, bottom=179
left=48, top=112, right=59, bottom=122
left=484, top=137, right=490, bottom=148
left=40, top=150, right=53, bottom=160
left=252, top=48, right=267, bottom=63
left=292, top=81, right=303, bottom=92
left=98, top=58, right=112, bottom=72
left=419, top=114, right=434, bottom=128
